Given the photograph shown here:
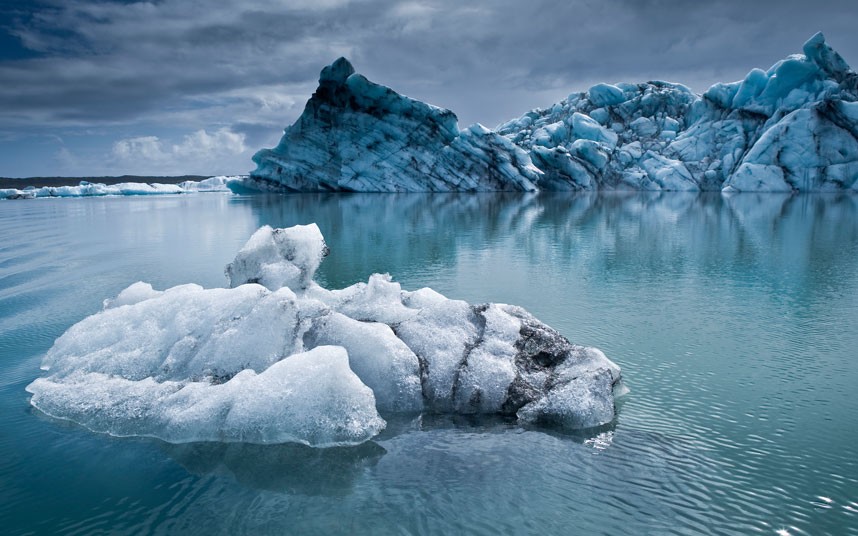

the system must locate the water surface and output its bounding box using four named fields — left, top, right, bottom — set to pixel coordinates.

left=1, top=192, right=856, bottom=535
